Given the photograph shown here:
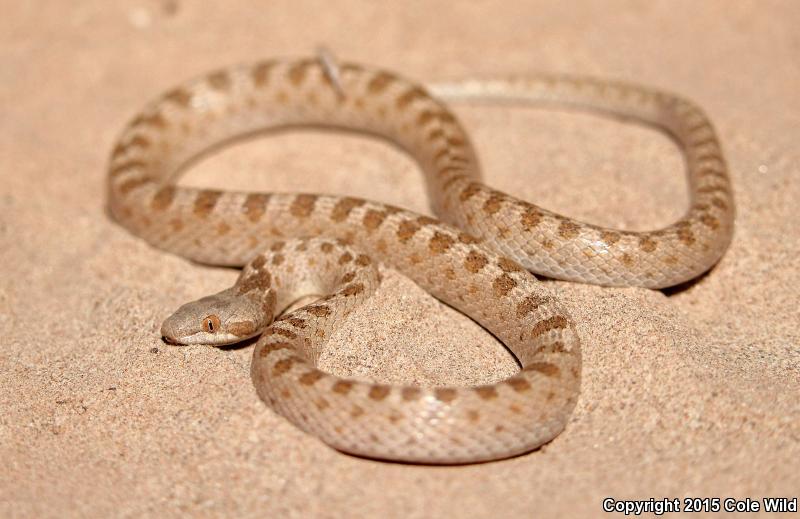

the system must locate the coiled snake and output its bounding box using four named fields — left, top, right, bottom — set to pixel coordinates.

left=107, top=53, right=734, bottom=463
